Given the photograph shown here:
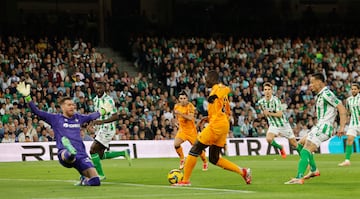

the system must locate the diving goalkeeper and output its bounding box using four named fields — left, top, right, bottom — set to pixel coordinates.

left=17, top=82, right=113, bottom=186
